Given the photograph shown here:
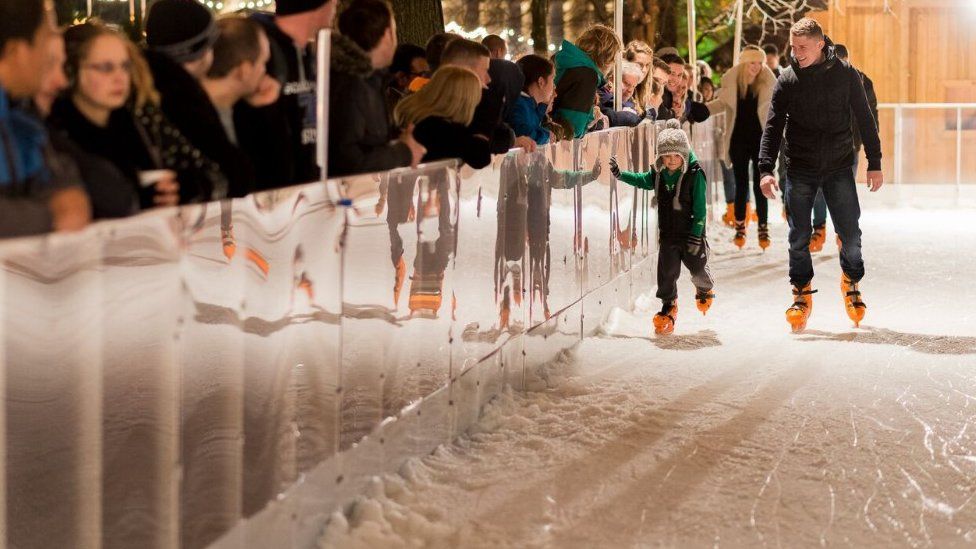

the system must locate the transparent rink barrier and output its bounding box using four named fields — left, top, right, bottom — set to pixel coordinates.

left=0, top=123, right=670, bottom=549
